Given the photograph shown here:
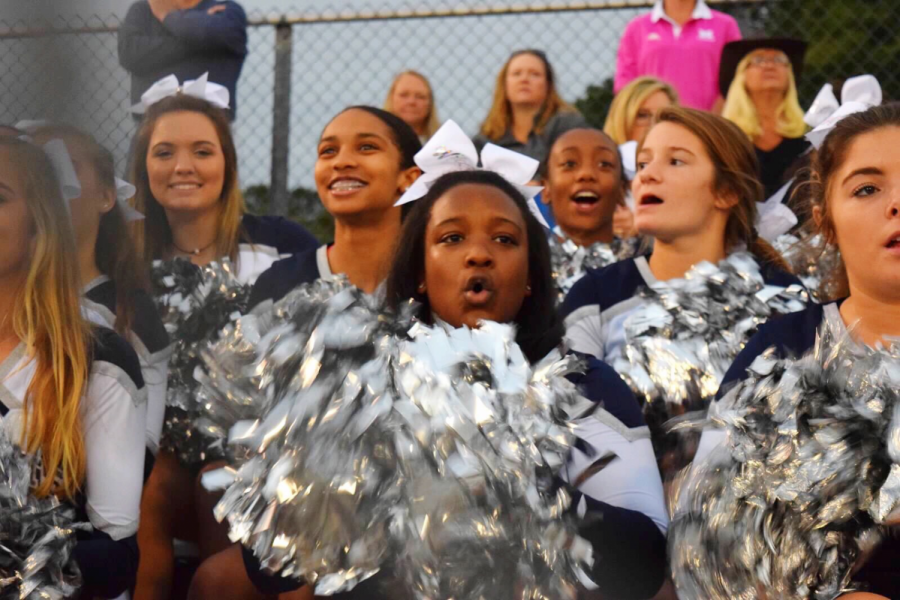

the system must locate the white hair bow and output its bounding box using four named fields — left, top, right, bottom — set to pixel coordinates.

left=115, top=178, right=144, bottom=222
left=804, top=74, right=882, bottom=149
left=42, top=139, right=82, bottom=204
left=131, top=72, right=230, bottom=114
left=35, top=134, right=144, bottom=221
left=395, top=120, right=549, bottom=228
left=756, top=181, right=798, bottom=242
